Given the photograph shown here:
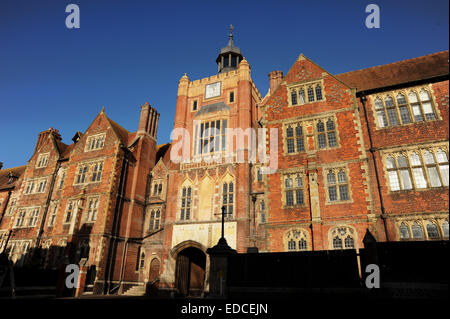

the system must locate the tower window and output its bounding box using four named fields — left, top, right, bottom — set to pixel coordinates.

left=229, top=92, right=235, bottom=103
left=193, top=100, right=198, bottom=111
